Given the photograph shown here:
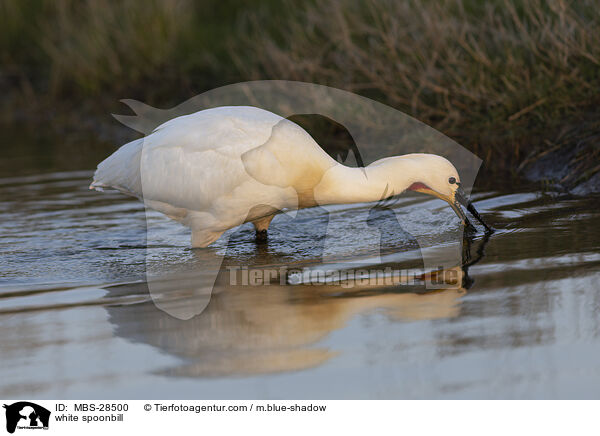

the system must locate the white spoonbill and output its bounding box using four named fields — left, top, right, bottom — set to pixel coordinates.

left=90, top=106, right=491, bottom=247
